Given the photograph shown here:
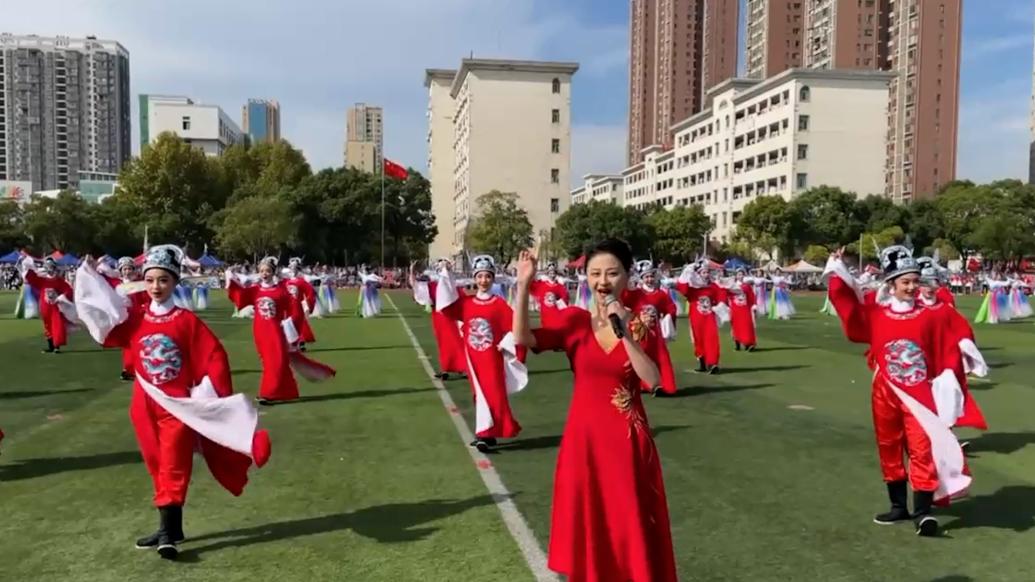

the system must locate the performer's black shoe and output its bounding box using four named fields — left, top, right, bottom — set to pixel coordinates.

left=52, top=348, right=61, bottom=354
left=471, top=438, right=497, bottom=452
left=650, top=385, right=662, bottom=397
left=960, top=441, right=970, bottom=450
left=136, top=506, right=185, bottom=550
left=256, top=397, right=273, bottom=406
left=734, top=342, right=742, bottom=351
left=120, top=371, right=134, bottom=382
left=435, top=372, right=449, bottom=381
left=912, top=491, right=939, bottom=537
left=873, top=480, right=911, bottom=525
left=299, top=342, right=307, bottom=353
left=708, top=365, right=720, bottom=375
left=695, top=357, right=707, bottom=373
left=42, top=339, right=55, bottom=354
left=746, top=345, right=756, bottom=352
